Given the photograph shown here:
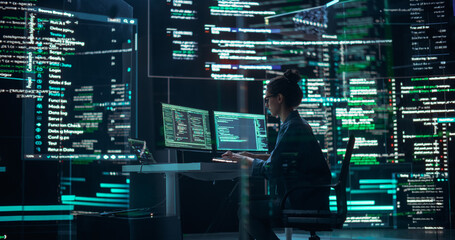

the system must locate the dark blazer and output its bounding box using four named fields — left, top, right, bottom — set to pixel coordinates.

left=251, top=110, right=331, bottom=211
